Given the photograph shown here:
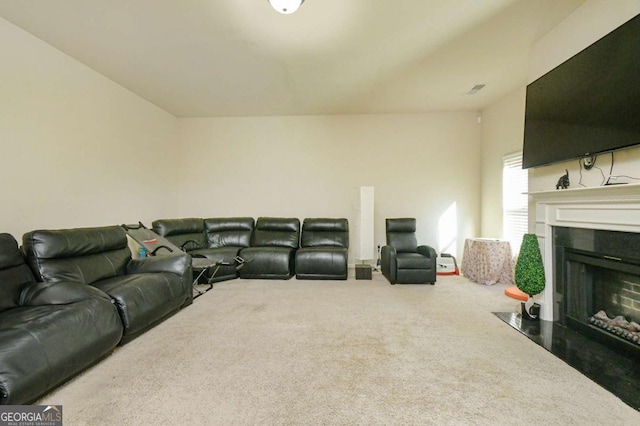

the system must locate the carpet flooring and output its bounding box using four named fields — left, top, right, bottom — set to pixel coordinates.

left=38, top=273, right=640, bottom=425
